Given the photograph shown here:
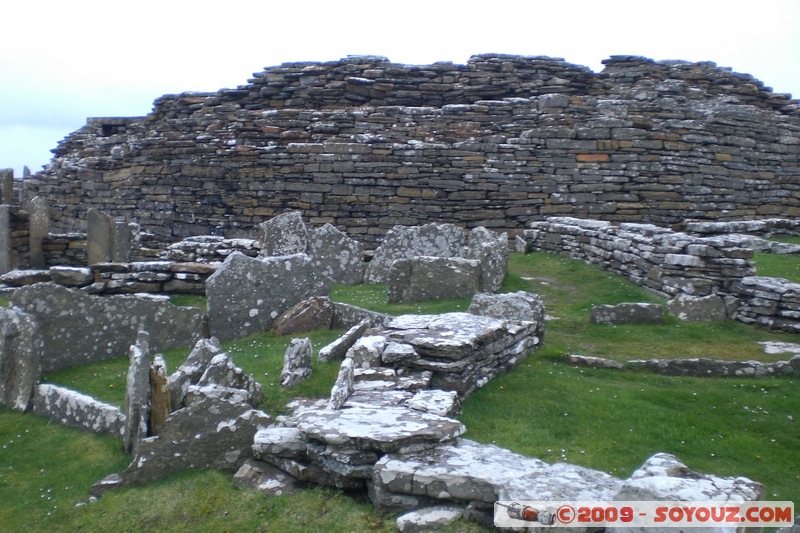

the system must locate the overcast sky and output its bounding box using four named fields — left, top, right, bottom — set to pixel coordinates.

left=2, top=0, right=798, bottom=178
